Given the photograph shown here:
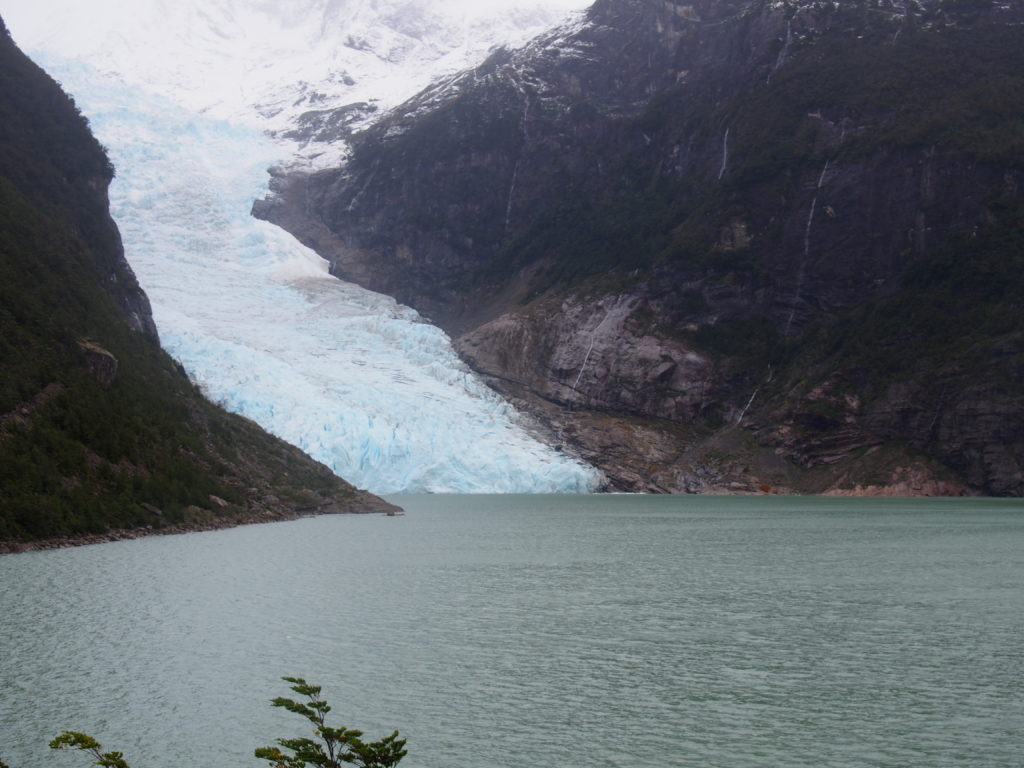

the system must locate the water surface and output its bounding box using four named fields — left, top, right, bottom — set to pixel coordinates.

left=1, top=495, right=1021, bottom=767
